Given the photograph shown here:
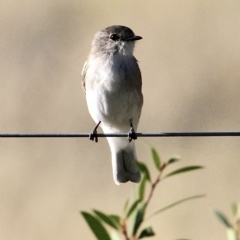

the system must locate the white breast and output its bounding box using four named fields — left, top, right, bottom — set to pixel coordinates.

left=85, top=54, right=142, bottom=130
